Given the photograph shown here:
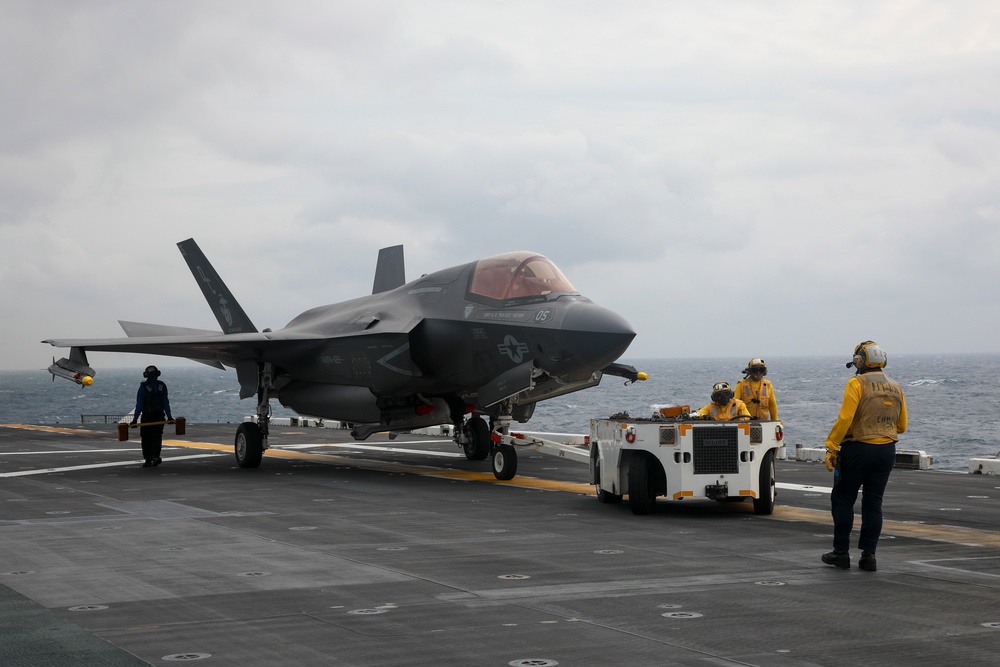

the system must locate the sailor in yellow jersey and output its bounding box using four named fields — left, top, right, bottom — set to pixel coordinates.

left=733, top=357, right=778, bottom=420
left=693, top=382, right=752, bottom=421
left=822, top=341, right=908, bottom=572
